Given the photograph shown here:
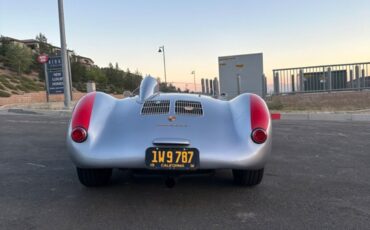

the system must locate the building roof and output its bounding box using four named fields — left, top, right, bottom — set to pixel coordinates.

left=74, top=55, right=94, bottom=62
left=0, top=36, right=23, bottom=42
left=20, top=39, right=39, bottom=43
